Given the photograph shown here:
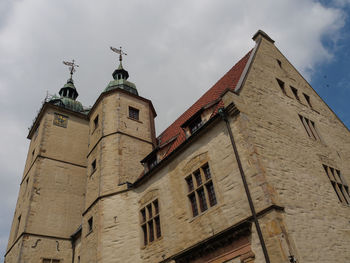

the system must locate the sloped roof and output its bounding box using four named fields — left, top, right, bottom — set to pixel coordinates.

left=156, top=49, right=252, bottom=158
